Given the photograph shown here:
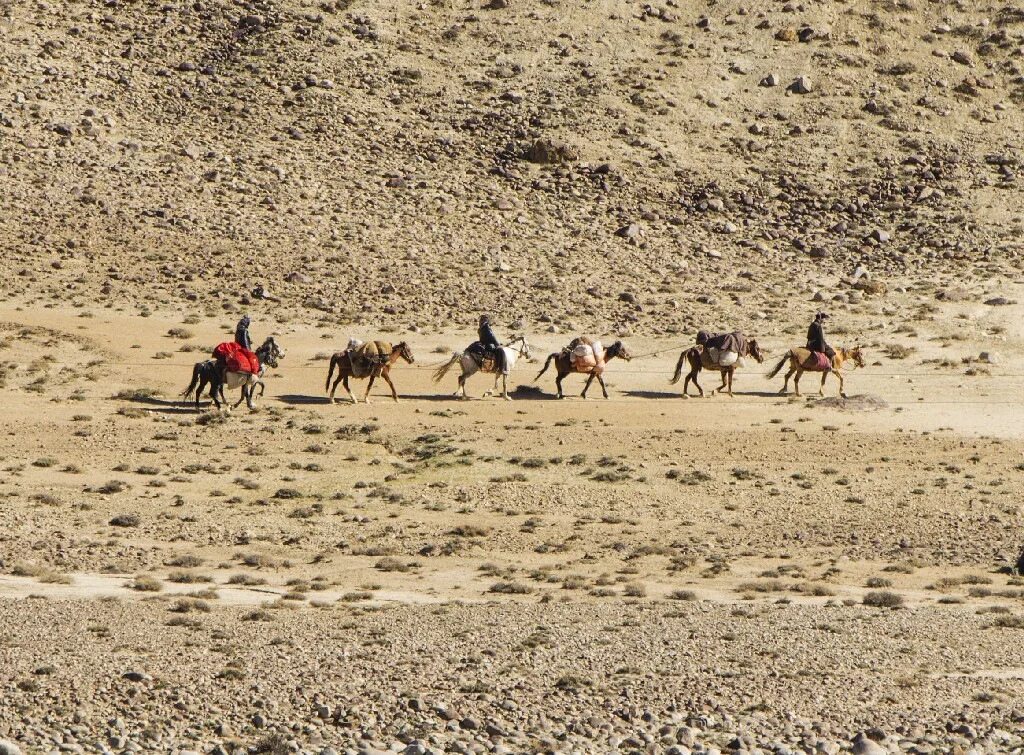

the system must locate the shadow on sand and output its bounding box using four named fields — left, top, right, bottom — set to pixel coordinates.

left=117, top=394, right=205, bottom=415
